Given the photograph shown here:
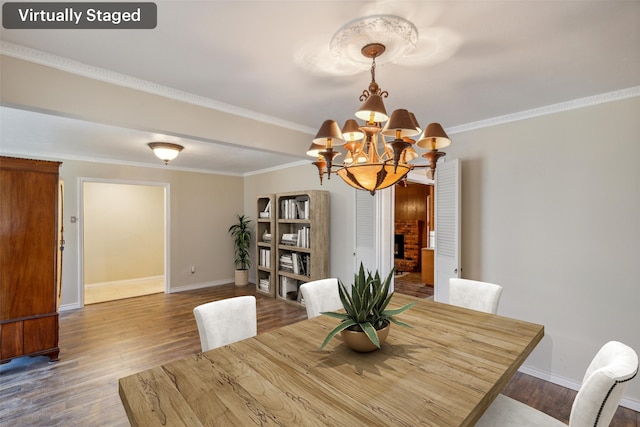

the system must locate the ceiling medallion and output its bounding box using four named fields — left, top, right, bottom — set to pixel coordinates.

left=307, top=15, right=452, bottom=195
left=330, top=15, right=418, bottom=65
